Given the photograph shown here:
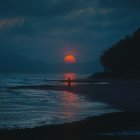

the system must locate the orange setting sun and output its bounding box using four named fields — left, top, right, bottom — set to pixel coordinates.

left=64, top=55, right=76, bottom=63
